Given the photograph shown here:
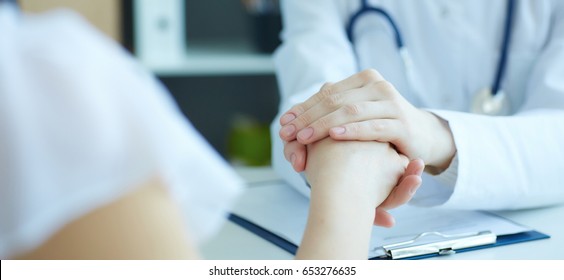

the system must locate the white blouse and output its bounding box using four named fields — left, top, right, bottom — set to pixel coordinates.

left=0, top=4, right=242, bottom=258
